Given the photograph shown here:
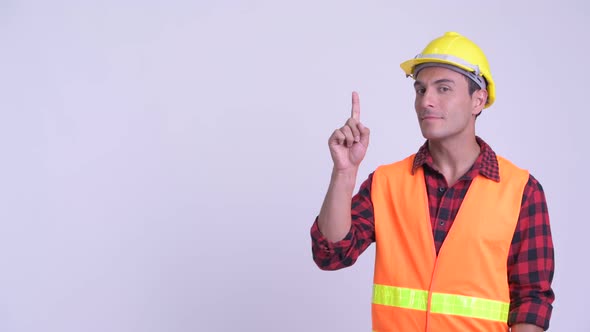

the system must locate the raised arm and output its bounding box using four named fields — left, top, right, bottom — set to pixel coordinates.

left=318, top=91, right=371, bottom=242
